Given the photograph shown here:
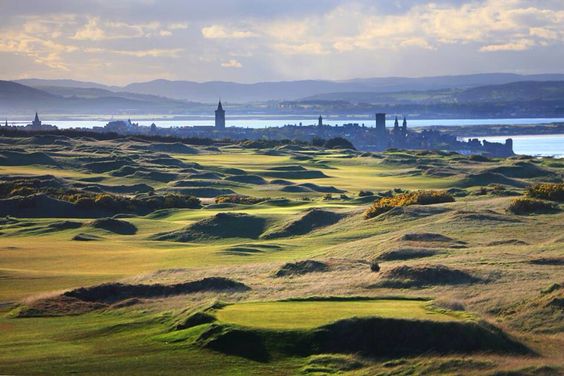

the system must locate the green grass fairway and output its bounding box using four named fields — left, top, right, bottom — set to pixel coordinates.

left=215, top=299, right=463, bottom=329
